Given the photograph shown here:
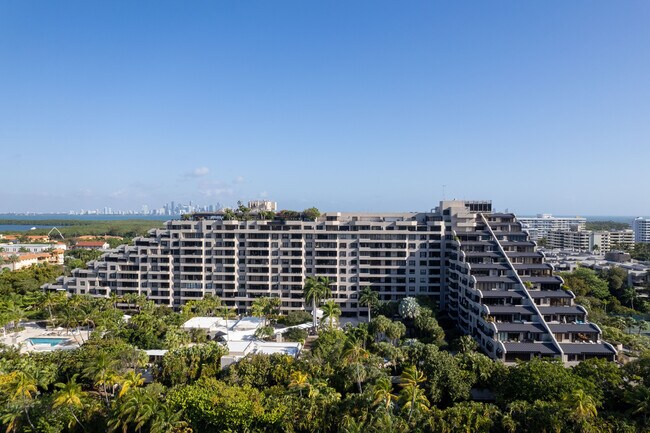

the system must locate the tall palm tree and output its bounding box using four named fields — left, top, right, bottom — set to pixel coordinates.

left=321, top=300, right=341, bottom=328
left=372, top=375, right=398, bottom=412
left=83, top=352, right=117, bottom=407
left=0, top=370, right=38, bottom=430
left=358, top=286, right=379, bottom=322
left=399, top=365, right=429, bottom=422
left=343, top=335, right=370, bottom=393
left=303, top=276, right=332, bottom=330
left=53, top=374, right=87, bottom=431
